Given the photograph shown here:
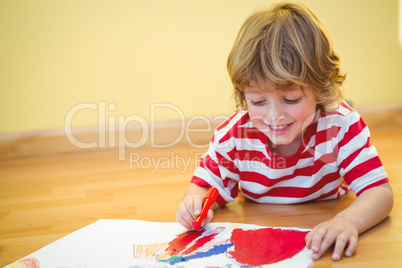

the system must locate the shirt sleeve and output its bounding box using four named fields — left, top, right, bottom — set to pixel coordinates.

left=191, top=128, right=241, bottom=206
left=336, top=111, right=389, bottom=196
